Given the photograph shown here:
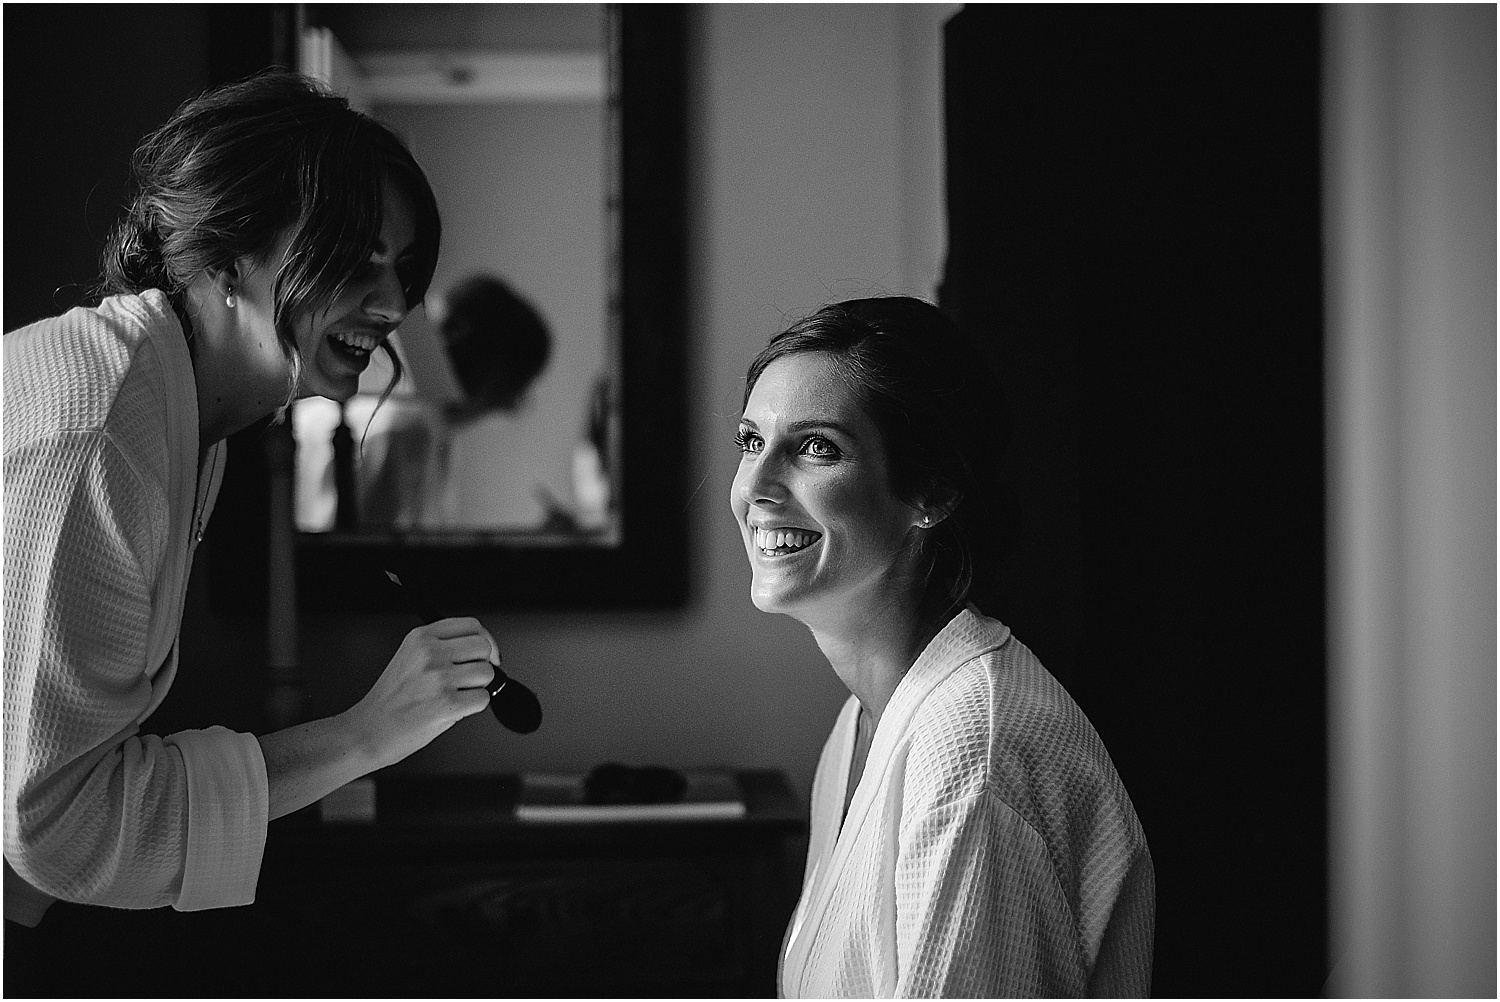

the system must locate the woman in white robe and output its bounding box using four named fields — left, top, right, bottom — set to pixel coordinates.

left=730, top=297, right=1154, bottom=998
left=4, top=75, right=502, bottom=934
